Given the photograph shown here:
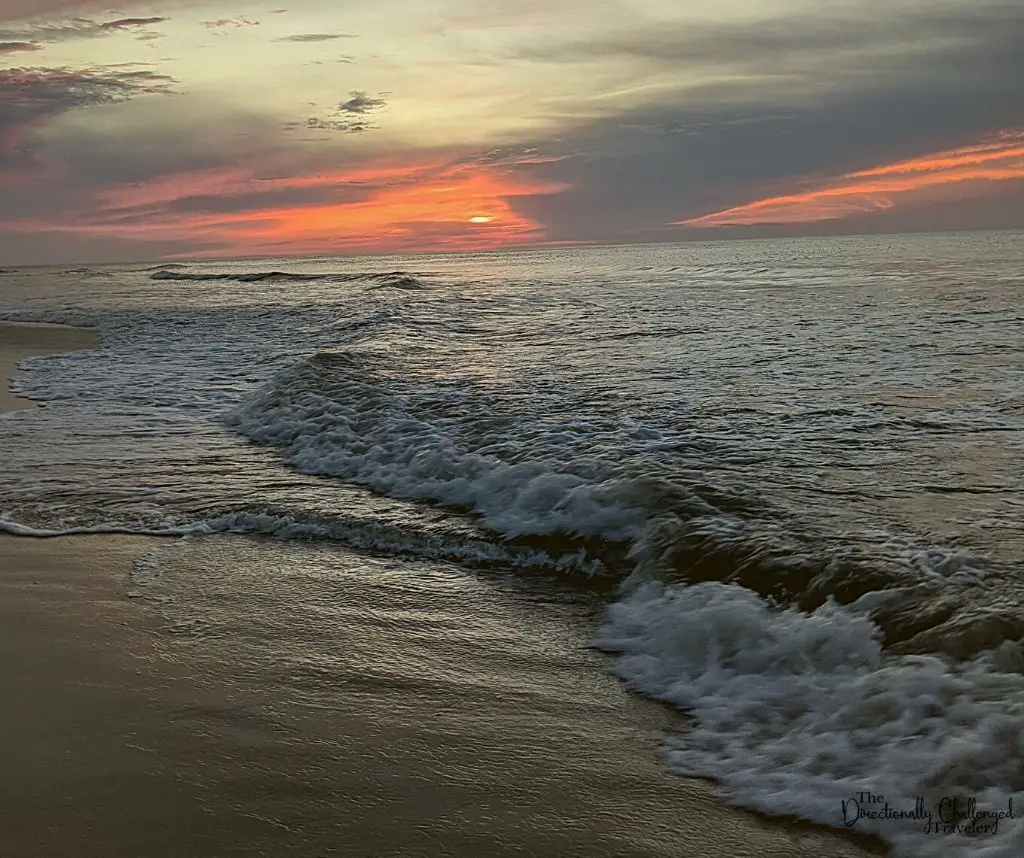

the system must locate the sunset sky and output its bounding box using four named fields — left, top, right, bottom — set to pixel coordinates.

left=1, top=0, right=1021, bottom=262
